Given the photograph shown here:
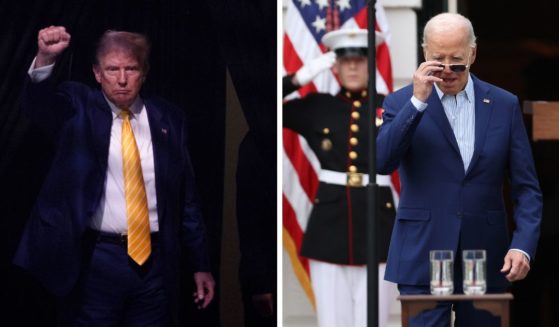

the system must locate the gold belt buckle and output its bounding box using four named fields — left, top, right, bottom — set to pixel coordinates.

left=347, top=172, right=364, bottom=187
